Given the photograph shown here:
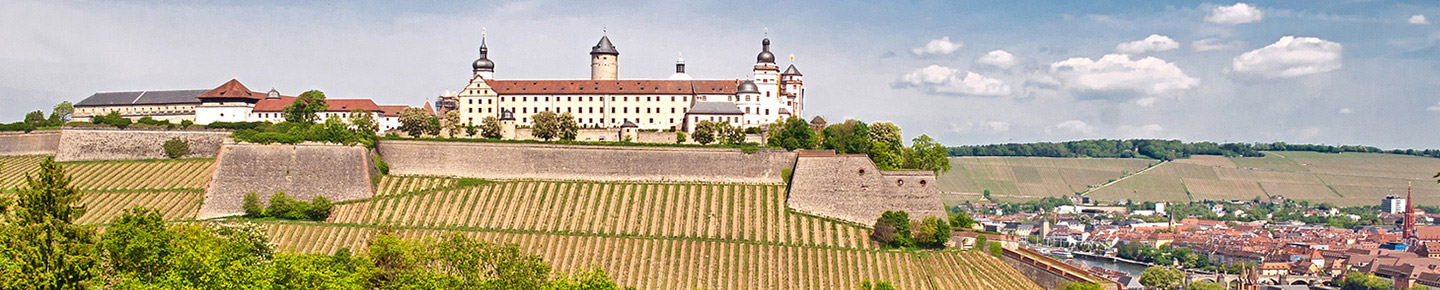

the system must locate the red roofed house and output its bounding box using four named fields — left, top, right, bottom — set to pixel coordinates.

left=187, top=79, right=416, bottom=132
